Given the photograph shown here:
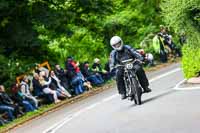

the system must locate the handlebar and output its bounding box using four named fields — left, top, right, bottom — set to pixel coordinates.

left=114, top=59, right=143, bottom=69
